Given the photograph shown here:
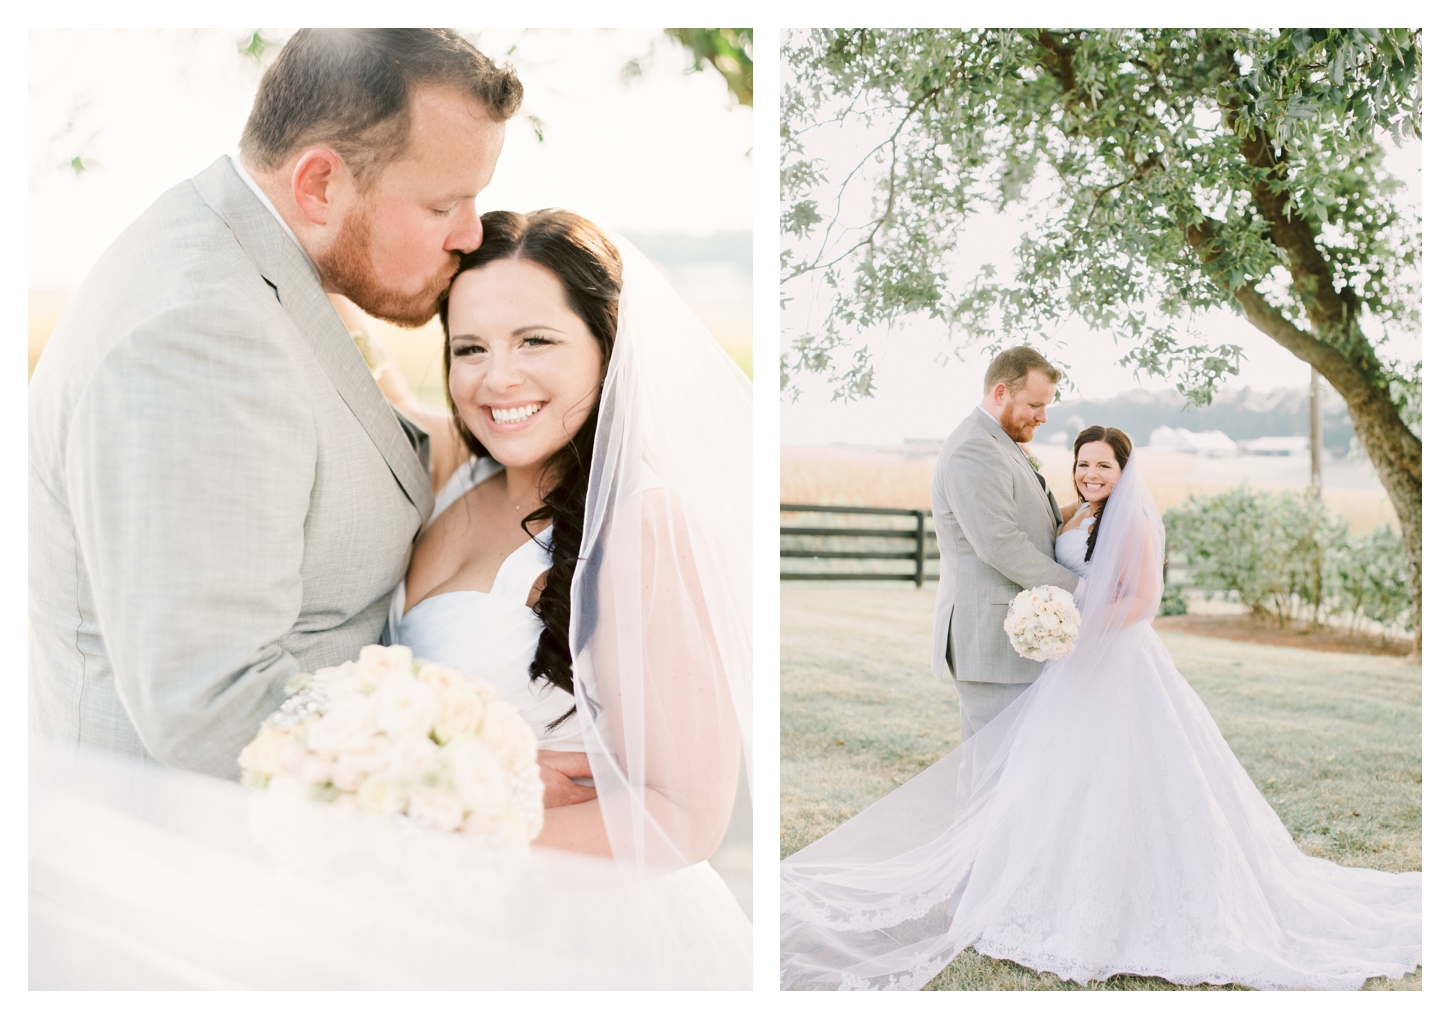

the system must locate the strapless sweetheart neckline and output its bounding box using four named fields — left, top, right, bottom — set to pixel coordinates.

left=401, top=532, right=550, bottom=620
